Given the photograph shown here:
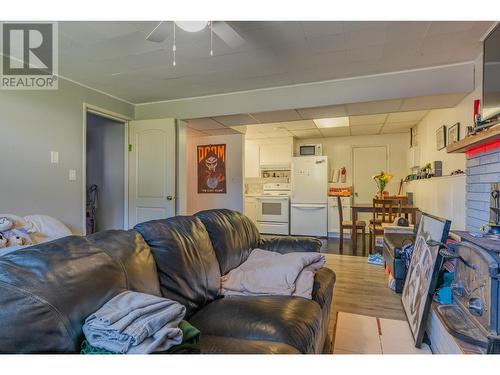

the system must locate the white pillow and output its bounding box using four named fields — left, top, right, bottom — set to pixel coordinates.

left=0, top=214, right=28, bottom=229
left=23, top=215, right=72, bottom=241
